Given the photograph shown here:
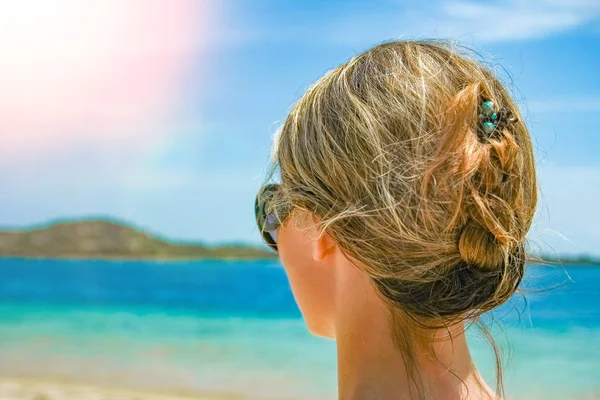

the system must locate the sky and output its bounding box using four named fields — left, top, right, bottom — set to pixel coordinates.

left=0, top=0, right=598, bottom=256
